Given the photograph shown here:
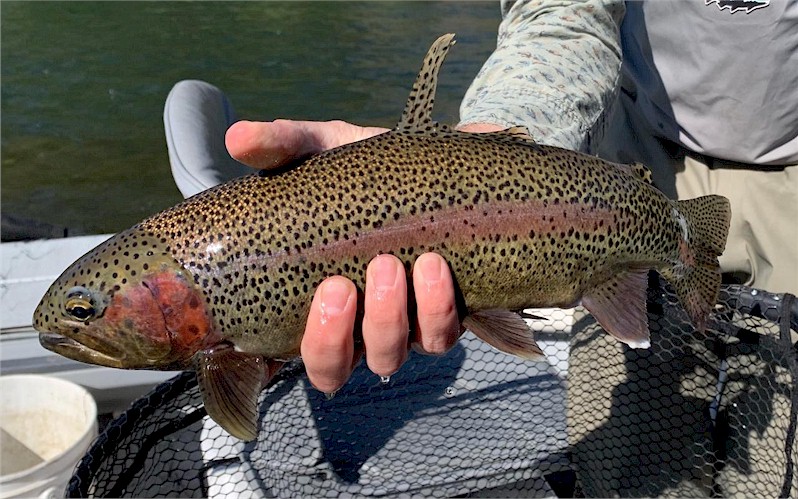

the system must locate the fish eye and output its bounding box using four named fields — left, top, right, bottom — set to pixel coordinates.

left=66, top=300, right=95, bottom=321
left=65, top=286, right=98, bottom=322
